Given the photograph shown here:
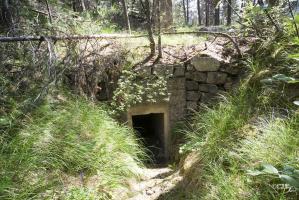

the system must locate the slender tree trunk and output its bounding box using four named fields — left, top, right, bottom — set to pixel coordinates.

left=137, top=0, right=155, bottom=66
left=186, top=0, right=189, bottom=24
left=227, top=0, right=232, bottom=25
left=160, top=0, right=173, bottom=29
left=157, top=0, right=162, bottom=58
left=214, top=7, right=220, bottom=25
left=2, top=0, right=13, bottom=26
left=120, top=0, right=131, bottom=34
left=197, top=0, right=202, bottom=25
left=183, top=0, right=187, bottom=25
left=205, top=0, right=210, bottom=26
left=73, top=0, right=86, bottom=12
left=81, top=0, right=86, bottom=11
left=152, top=0, right=156, bottom=31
